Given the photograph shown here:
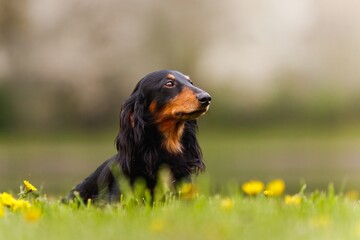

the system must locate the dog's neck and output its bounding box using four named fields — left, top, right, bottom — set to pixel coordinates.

left=157, top=120, right=185, bottom=154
